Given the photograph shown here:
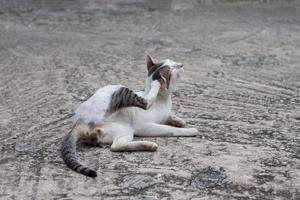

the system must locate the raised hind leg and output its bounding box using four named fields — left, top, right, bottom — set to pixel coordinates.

left=109, top=81, right=161, bottom=111
left=143, top=80, right=161, bottom=108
